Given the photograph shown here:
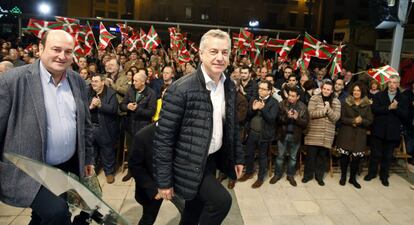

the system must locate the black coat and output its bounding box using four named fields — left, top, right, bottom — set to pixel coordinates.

left=242, top=79, right=258, bottom=103
left=371, top=89, right=409, bottom=141
left=246, top=96, right=279, bottom=142
left=153, top=66, right=244, bottom=200
left=277, top=99, right=309, bottom=143
left=402, top=89, right=414, bottom=132
left=129, top=123, right=159, bottom=204
left=87, top=86, right=119, bottom=143
left=120, top=86, right=157, bottom=135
